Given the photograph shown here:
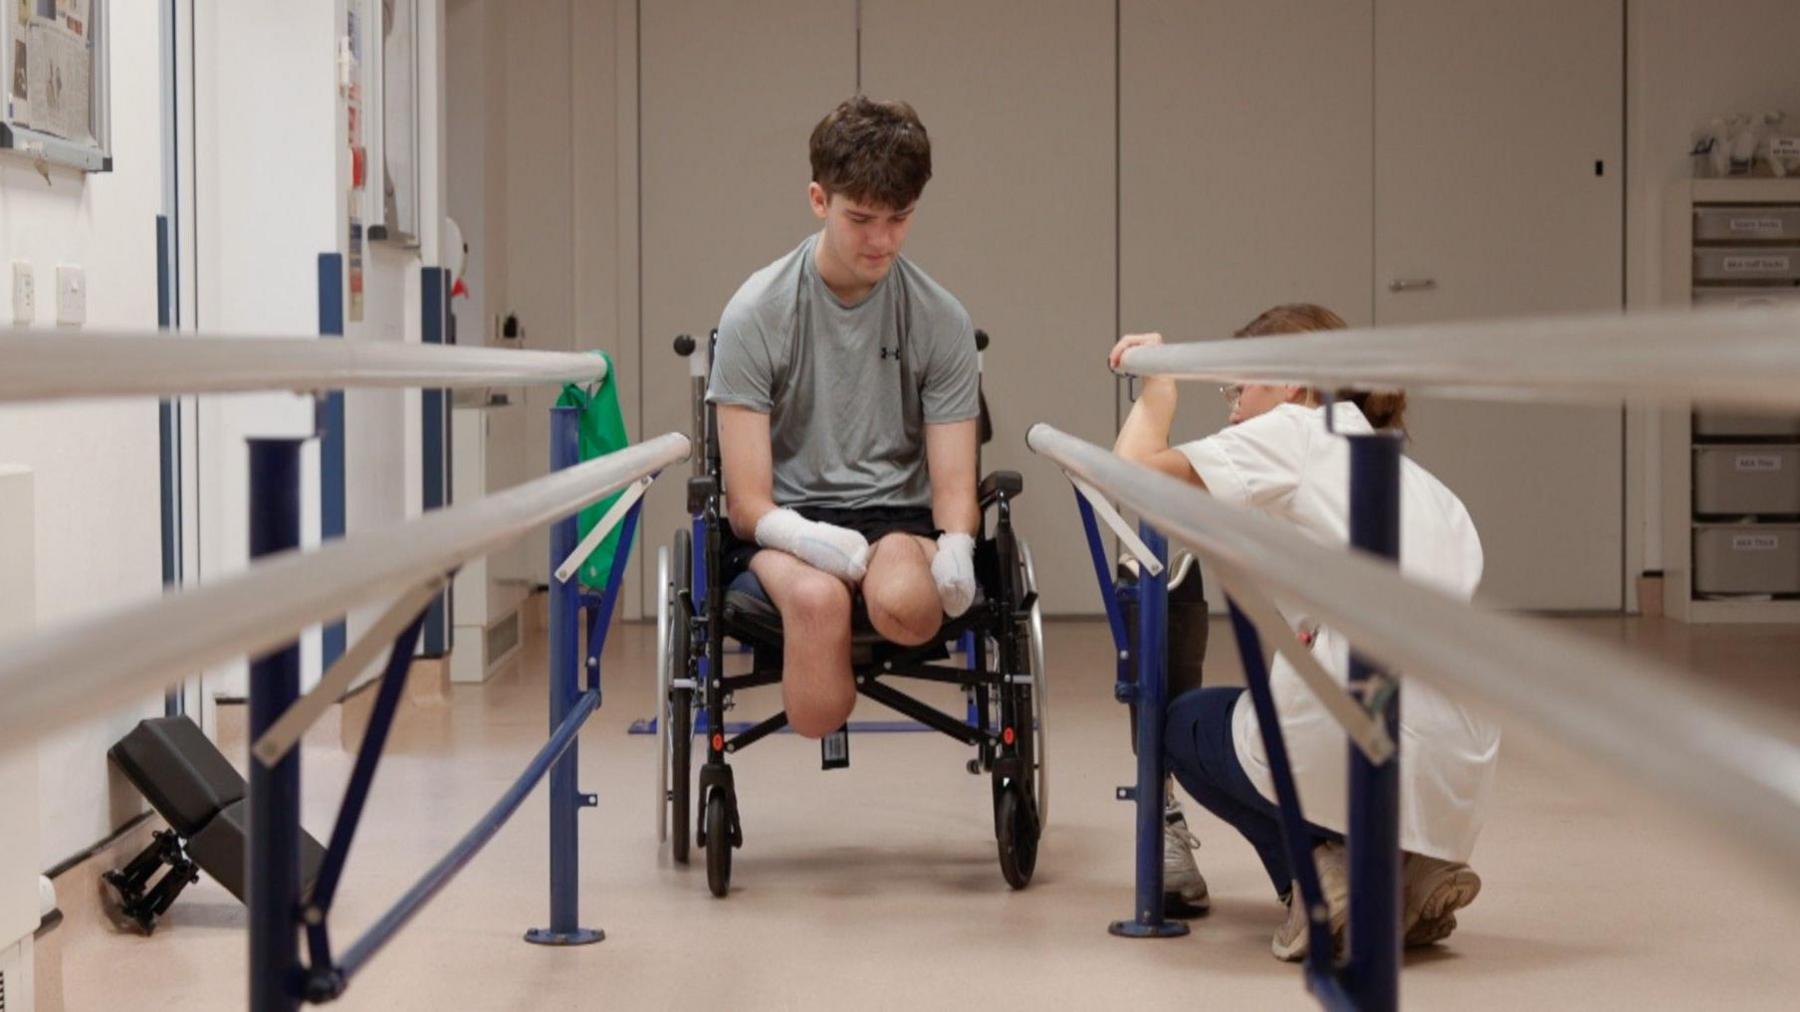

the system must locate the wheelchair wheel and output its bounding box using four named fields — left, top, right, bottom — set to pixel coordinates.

left=705, top=789, right=732, bottom=897
left=995, top=782, right=1040, bottom=890
left=656, top=546, right=671, bottom=845
left=1018, top=537, right=1050, bottom=831
left=667, top=530, right=695, bottom=865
